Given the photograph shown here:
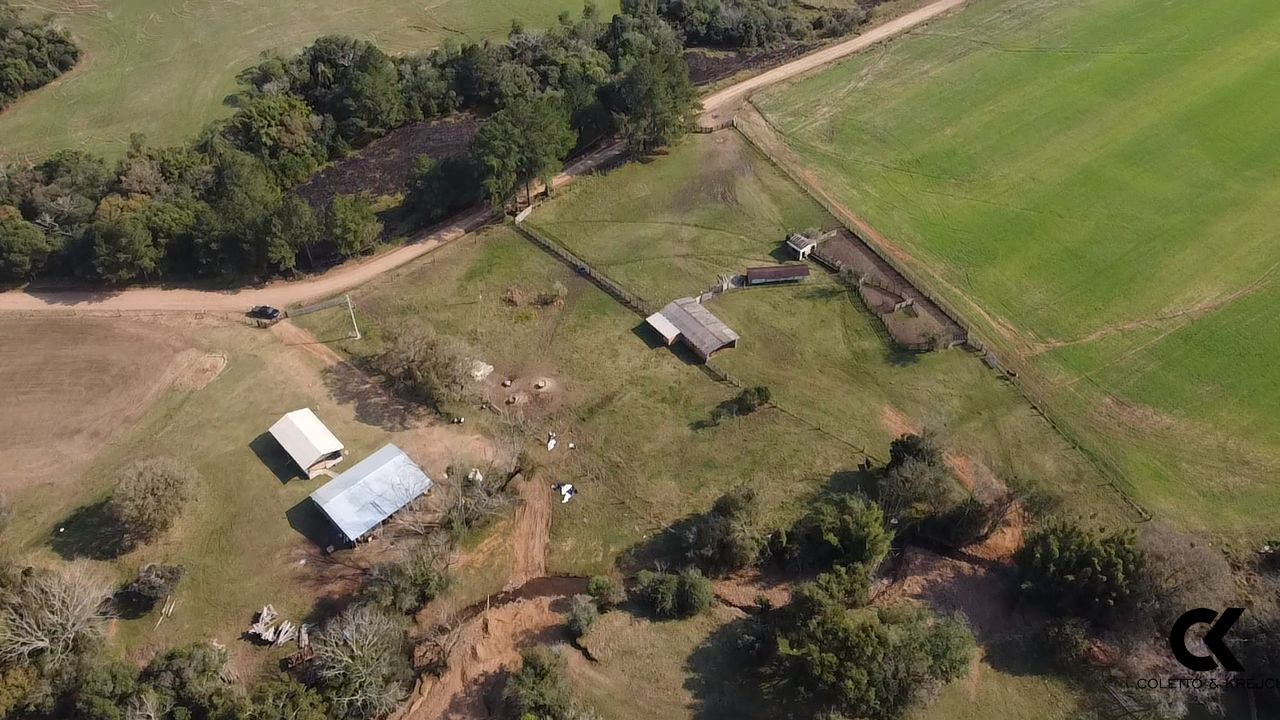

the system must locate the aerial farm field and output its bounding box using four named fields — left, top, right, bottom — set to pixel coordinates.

left=299, top=130, right=1115, bottom=719
left=0, top=0, right=619, bottom=159
left=755, top=0, right=1280, bottom=539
